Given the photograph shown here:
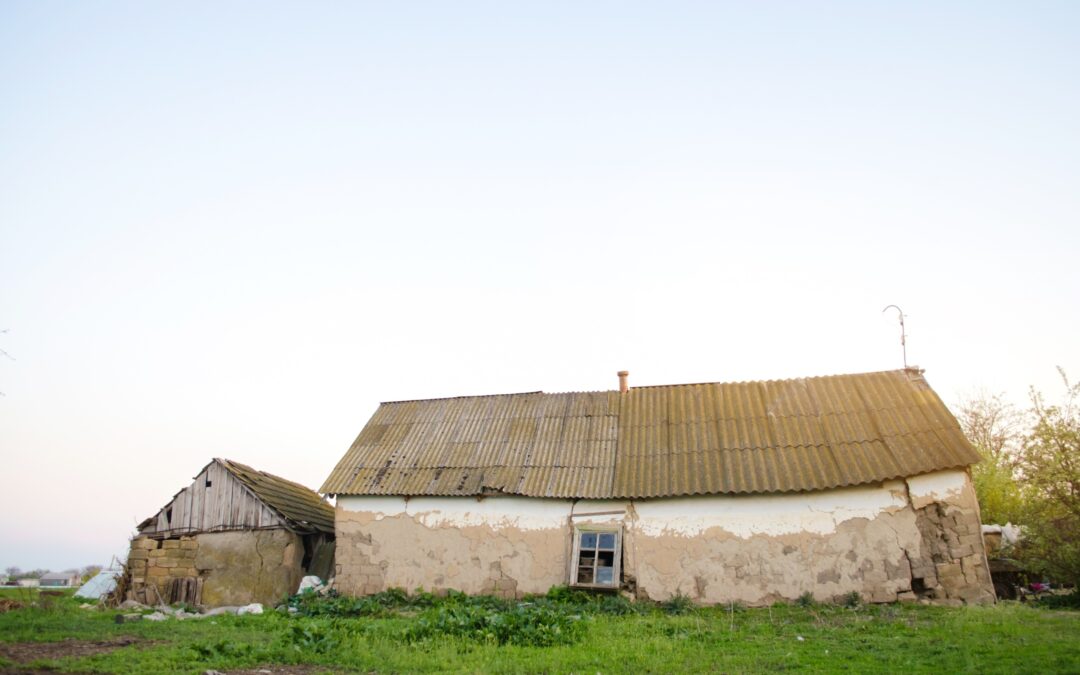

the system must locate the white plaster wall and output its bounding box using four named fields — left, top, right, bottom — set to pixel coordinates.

left=632, top=480, right=910, bottom=539
left=906, top=470, right=969, bottom=510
